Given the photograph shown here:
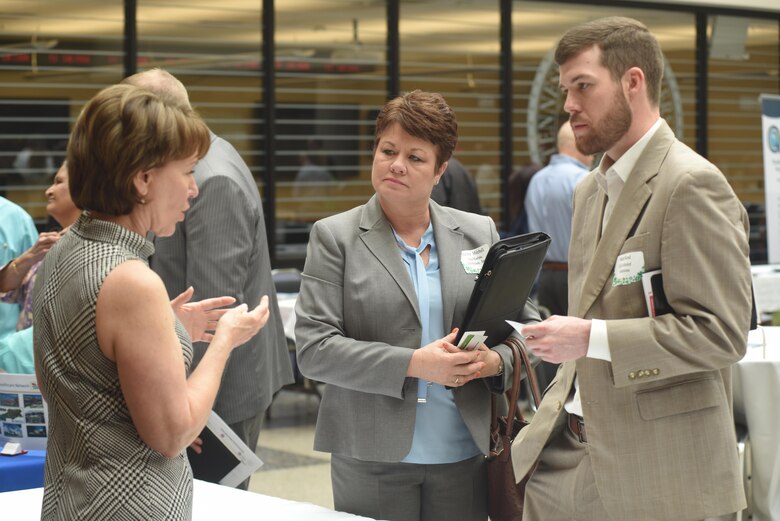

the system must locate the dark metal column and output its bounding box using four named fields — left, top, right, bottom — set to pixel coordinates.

left=123, top=0, right=137, bottom=78
left=262, top=0, right=277, bottom=263
left=500, top=0, right=513, bottom=231
left=695, top=12, right=708, bottom=158
left=387, top=0, right=400, bottom=100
